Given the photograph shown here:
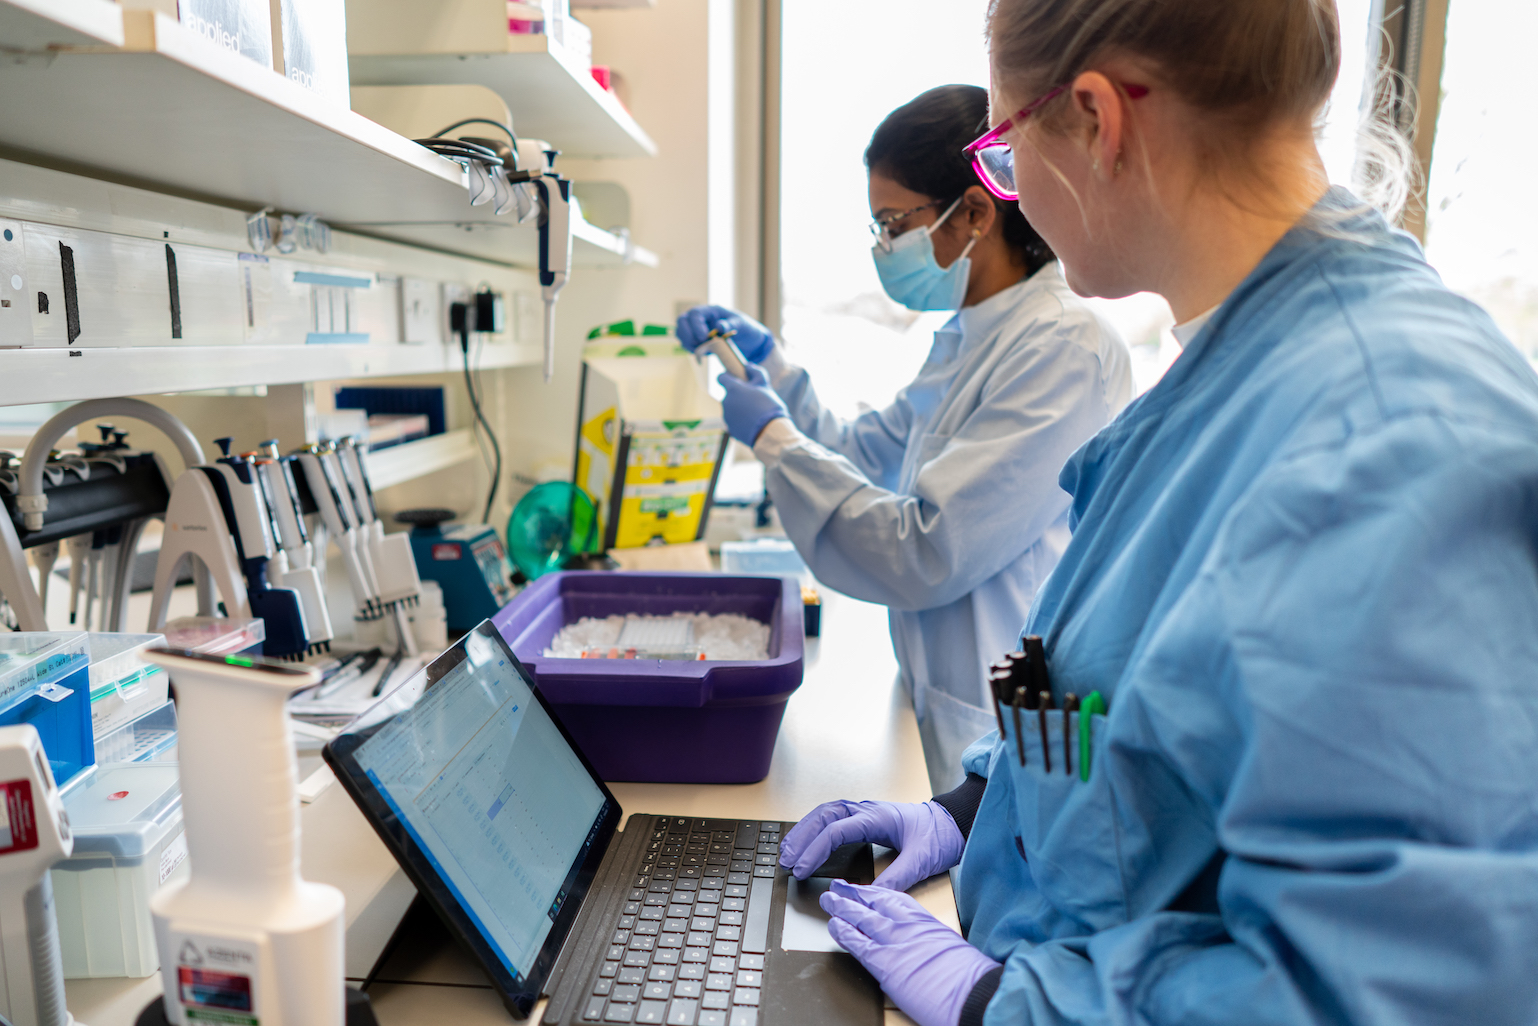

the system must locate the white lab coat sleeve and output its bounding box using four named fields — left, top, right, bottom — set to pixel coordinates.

left=760, top=345, right=914, bottom=490
left=766, top=325, right=1113, bottom=612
